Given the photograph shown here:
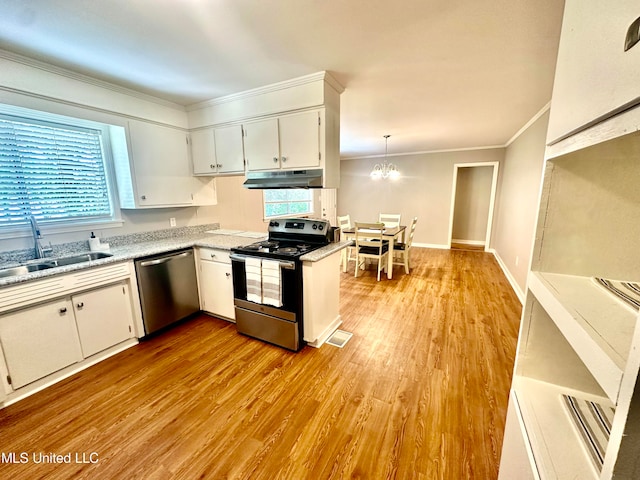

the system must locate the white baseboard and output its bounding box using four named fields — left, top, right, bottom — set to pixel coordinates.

left=451, top=238, right=485, bottom=246
left=489, top=248, right=525, bottom=304
left=413, top=242, right=450, bottom=250
left=305, top=315, right=343, bottom=348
